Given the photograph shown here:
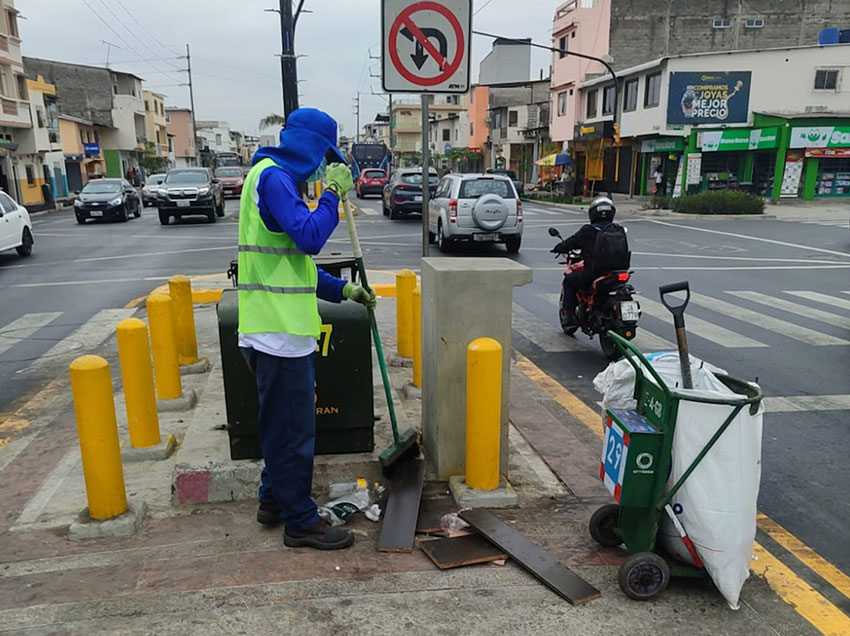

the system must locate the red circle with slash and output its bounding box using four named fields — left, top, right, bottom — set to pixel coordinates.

left=388, top=1, right=465, bottom=87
